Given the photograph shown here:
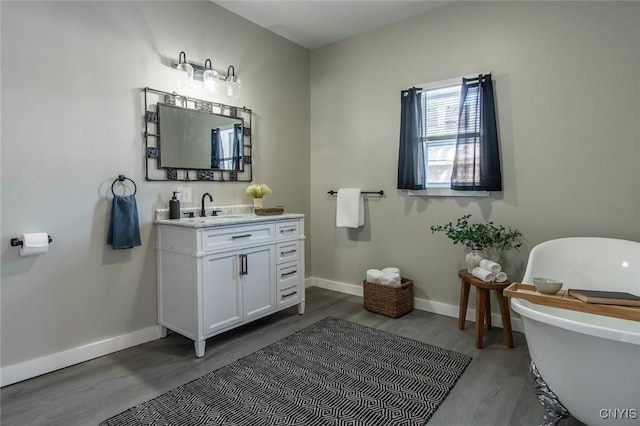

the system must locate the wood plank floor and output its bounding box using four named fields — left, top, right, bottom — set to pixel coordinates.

left=1, top=287, right=584, bottom=425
